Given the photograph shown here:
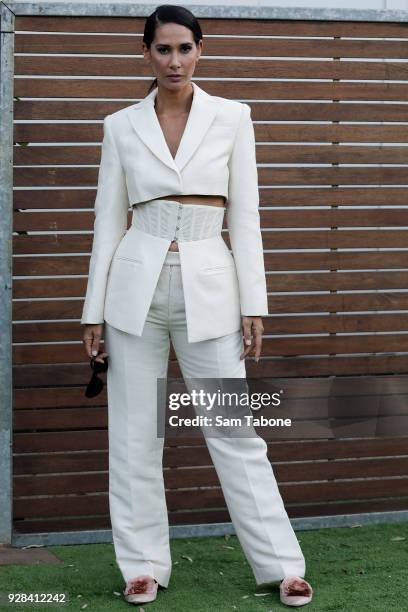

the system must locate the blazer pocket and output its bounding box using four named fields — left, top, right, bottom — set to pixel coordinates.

left=200, top=263, right=235, bottom=275
left=114, top=255, right=143, bottom=264
left=106, top=256, right=142, bottom=295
